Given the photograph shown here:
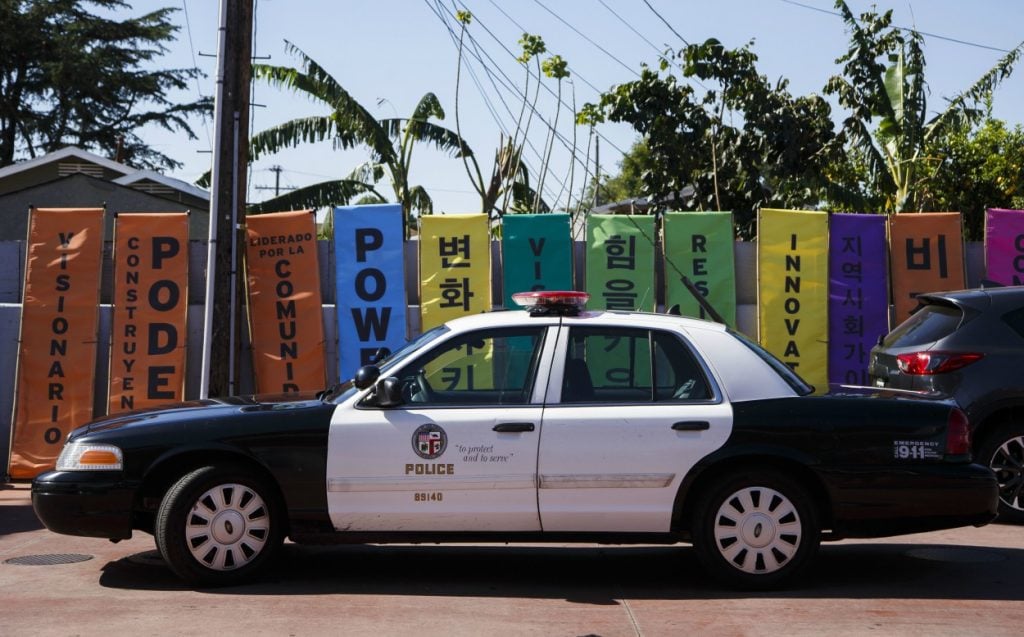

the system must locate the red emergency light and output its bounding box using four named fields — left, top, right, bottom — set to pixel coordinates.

left=511, top=290, right=590, bottom=316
